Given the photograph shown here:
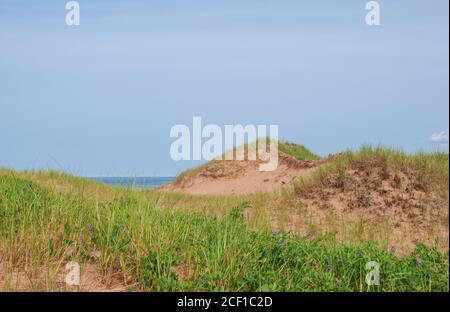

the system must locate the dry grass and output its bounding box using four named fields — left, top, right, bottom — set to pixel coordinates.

left=0, top=146, right=448, bottom=291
